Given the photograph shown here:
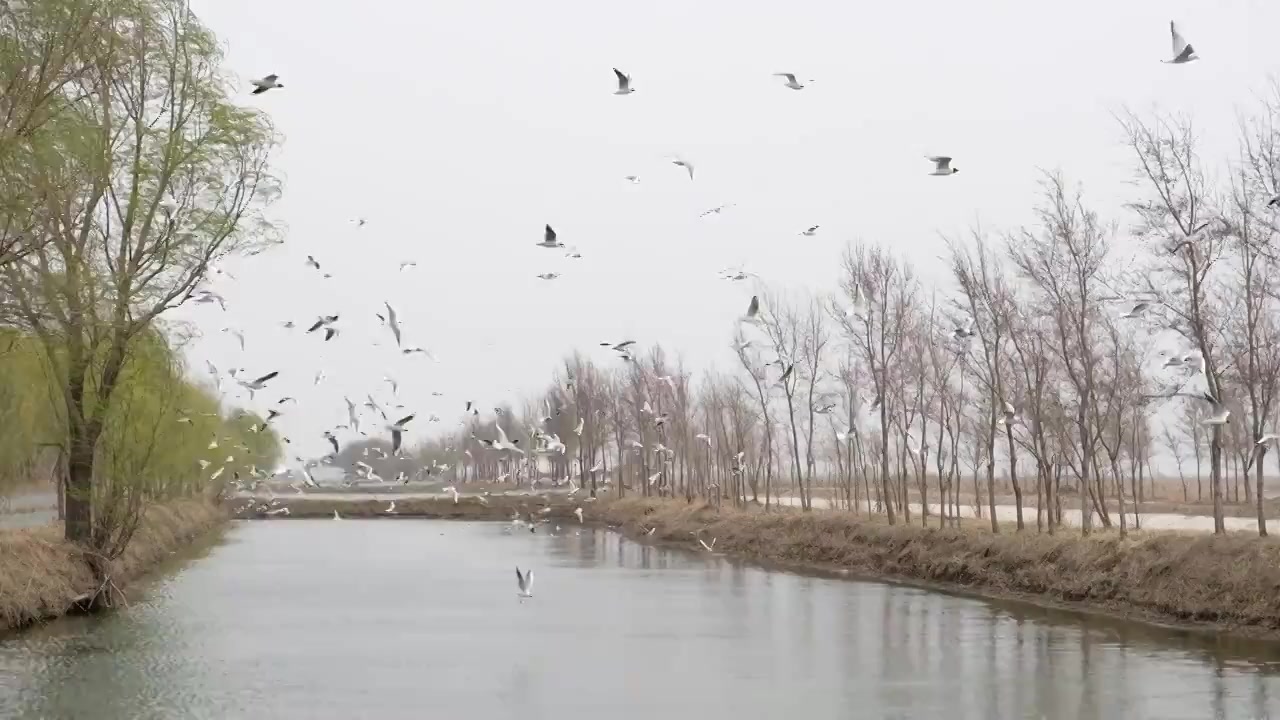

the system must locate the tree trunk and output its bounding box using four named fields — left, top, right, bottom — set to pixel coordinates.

left=1257, top=447, right=1268, bottom=538
left=1004, top=424, right=1023, bottom=531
